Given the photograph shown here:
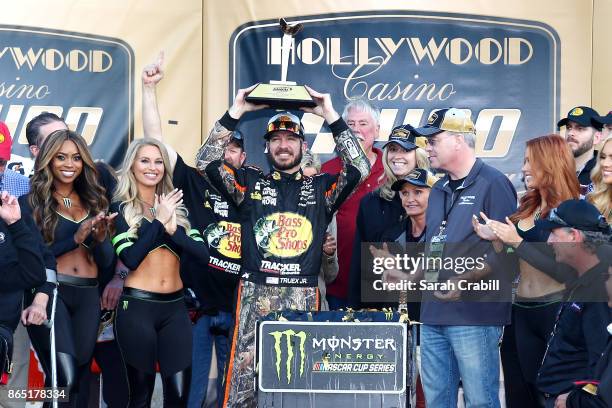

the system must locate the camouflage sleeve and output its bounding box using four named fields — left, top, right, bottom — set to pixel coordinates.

left=195, top=112, right=246, bottom=206
left=195, top=114, right=234, bottom=170
left=324, top=118, right=371, bottom=213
